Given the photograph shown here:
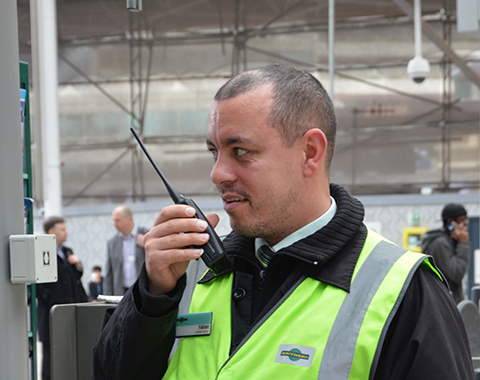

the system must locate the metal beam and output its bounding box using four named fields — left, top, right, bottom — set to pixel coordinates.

left=64, top=147, right=131, bottom=206
left=52, top=14, right=438, bottom=49
left=245, top=45, right=459, bottom=109
left=328, top=0, right=335, bottom=100
left=59, top=53, right=139, bottom=122
left=232, top=0, right=247, bottom=75
left=128, top=10, right=153, bottom=202
left=392, top=0, right=480, bottom=89
left=258, top=0, right=311, bottom=32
